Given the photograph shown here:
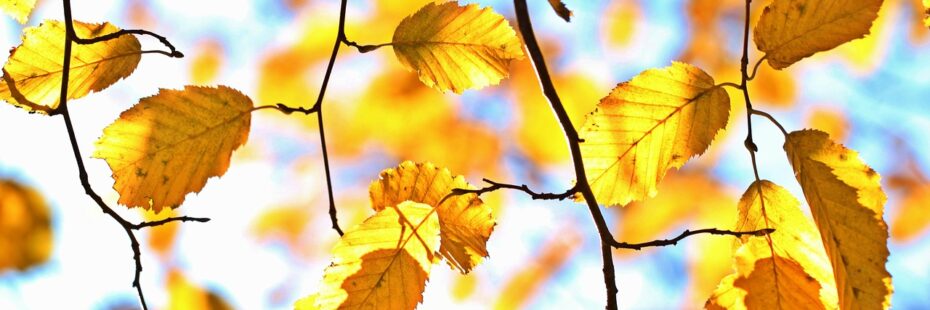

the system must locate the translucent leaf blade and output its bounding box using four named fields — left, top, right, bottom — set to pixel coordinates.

left=0, top=20, right=142, bottom=113
left=93, top=85, right=253, bottom=212
left=0, top=0, right=35, bottom=24
left=392, top=2, right=524, bottom=93
left=369, top=161, right=495, bottom=274
left=707, top=180, right=838, bottom=309
left=578, top=62, right=730, bottom=207
left=305, top=201, right=441, bottom=310
left=754, top=0, right=883, bottom=69
left=784, top=129, right=892, bottom=309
